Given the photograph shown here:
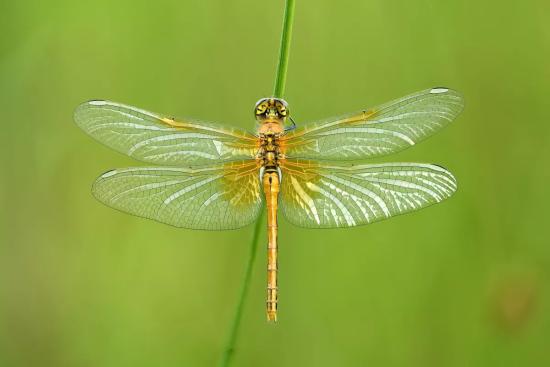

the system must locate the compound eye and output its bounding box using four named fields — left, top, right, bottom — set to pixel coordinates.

left=255, top=102, right=268, bottom=115
left=275, top=101, right=288, bottom=116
